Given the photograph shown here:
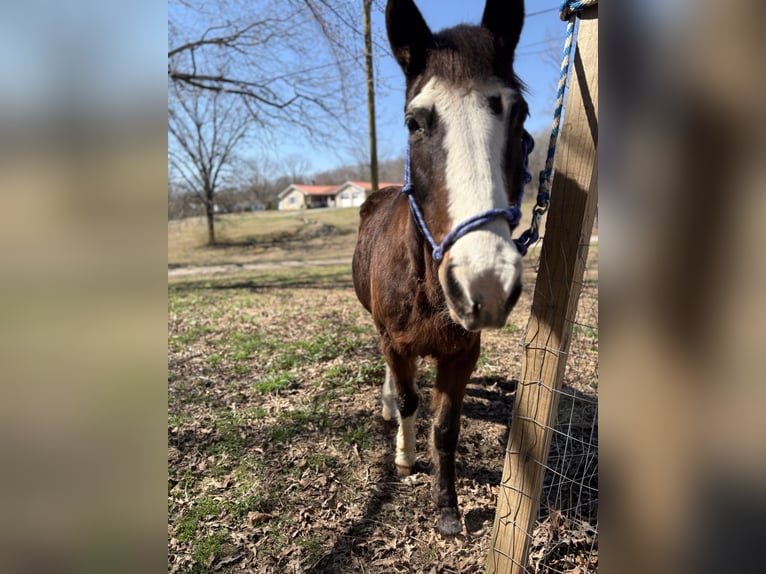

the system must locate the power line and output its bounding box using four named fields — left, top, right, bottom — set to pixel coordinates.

left=526, top=7, right=559, bottom=18
left=521, top=38, right=559, bottom=49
